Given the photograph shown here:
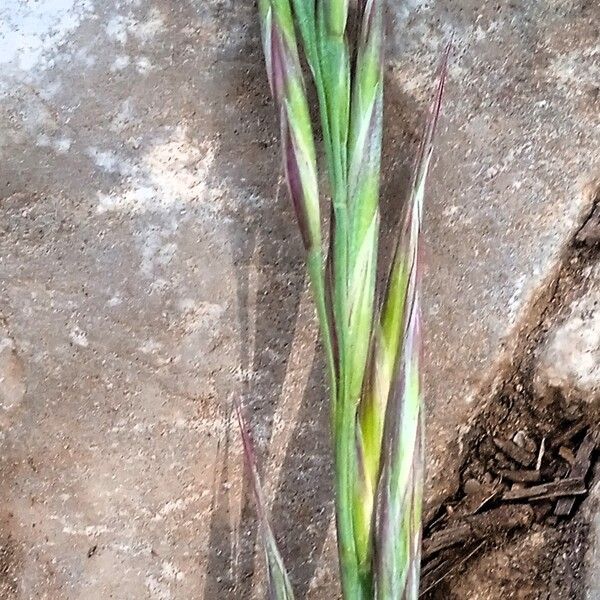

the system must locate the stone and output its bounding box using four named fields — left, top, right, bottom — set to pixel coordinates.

left=534, top=265, right=600, bottom=417
left=513, top=430, right=536, bottom=454
left=463, top=478, right=482, bottom=496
